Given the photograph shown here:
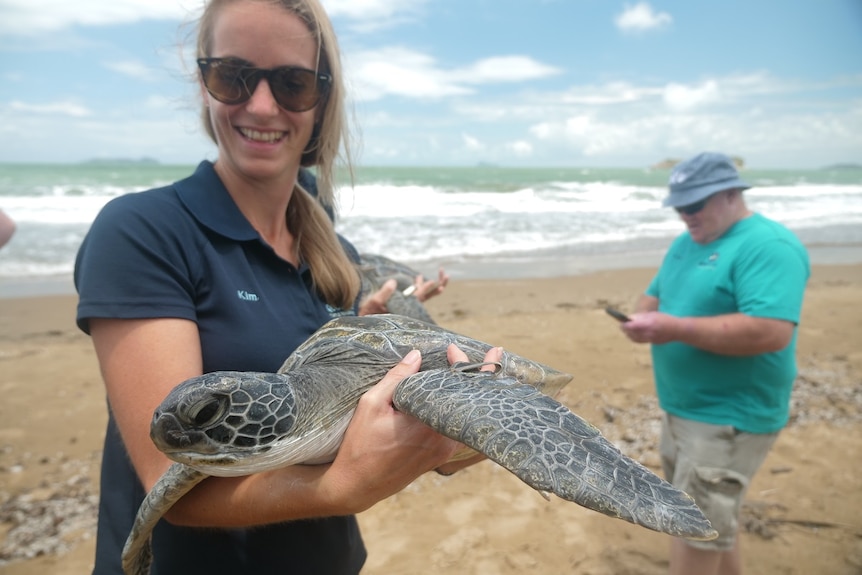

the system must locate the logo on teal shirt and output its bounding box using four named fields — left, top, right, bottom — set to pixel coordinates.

left=698, top=252, right=720, bottom=268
